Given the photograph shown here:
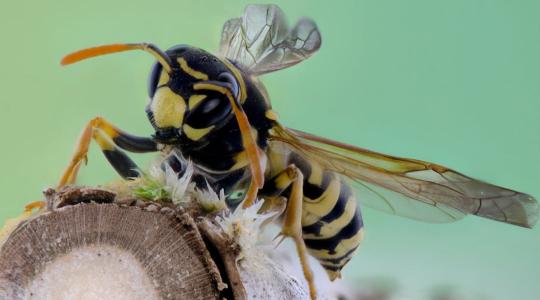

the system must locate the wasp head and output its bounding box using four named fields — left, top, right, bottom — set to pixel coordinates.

left=61, top=43, right=249, bottom=146
left=146, top=45, right=241, bottom=145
